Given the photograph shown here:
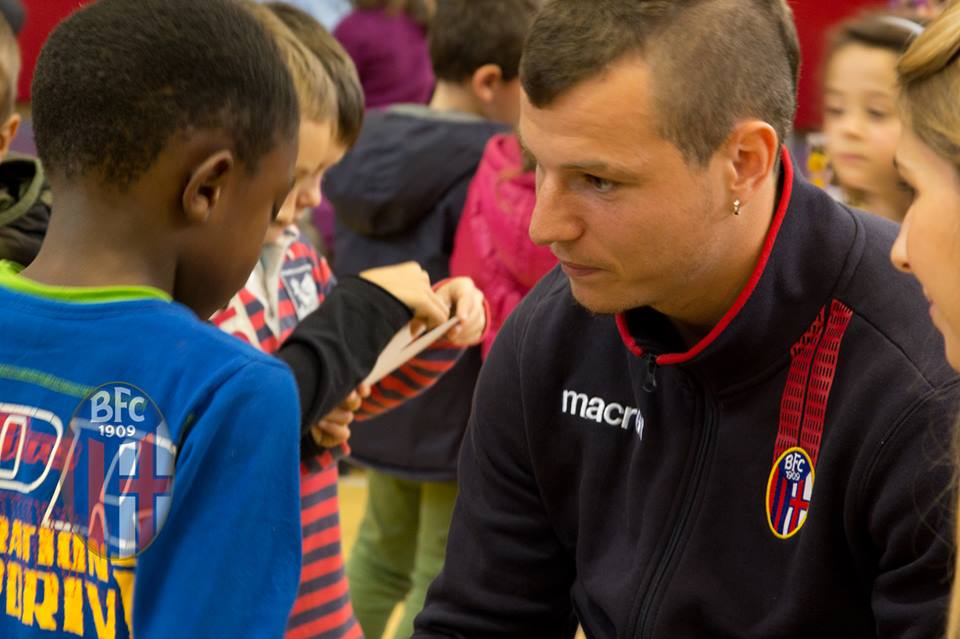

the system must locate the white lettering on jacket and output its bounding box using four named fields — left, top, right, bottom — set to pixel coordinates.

left=561, top=390, right=645, bottom=439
